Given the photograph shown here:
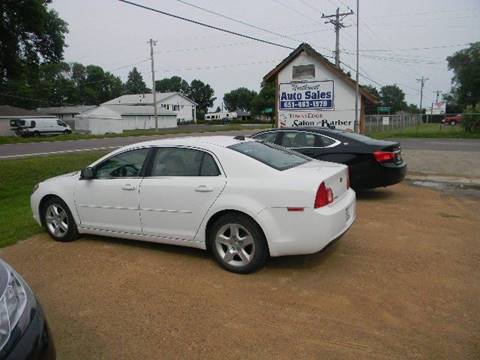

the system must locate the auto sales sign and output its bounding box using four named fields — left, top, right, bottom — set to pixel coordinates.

left=278, top=79, right=354, bottom=131
left=279, top=80, right=334, bottom=111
